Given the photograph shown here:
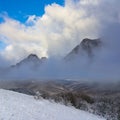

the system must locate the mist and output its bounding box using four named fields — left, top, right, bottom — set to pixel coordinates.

left=0, top=0, right=120, bottom=82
